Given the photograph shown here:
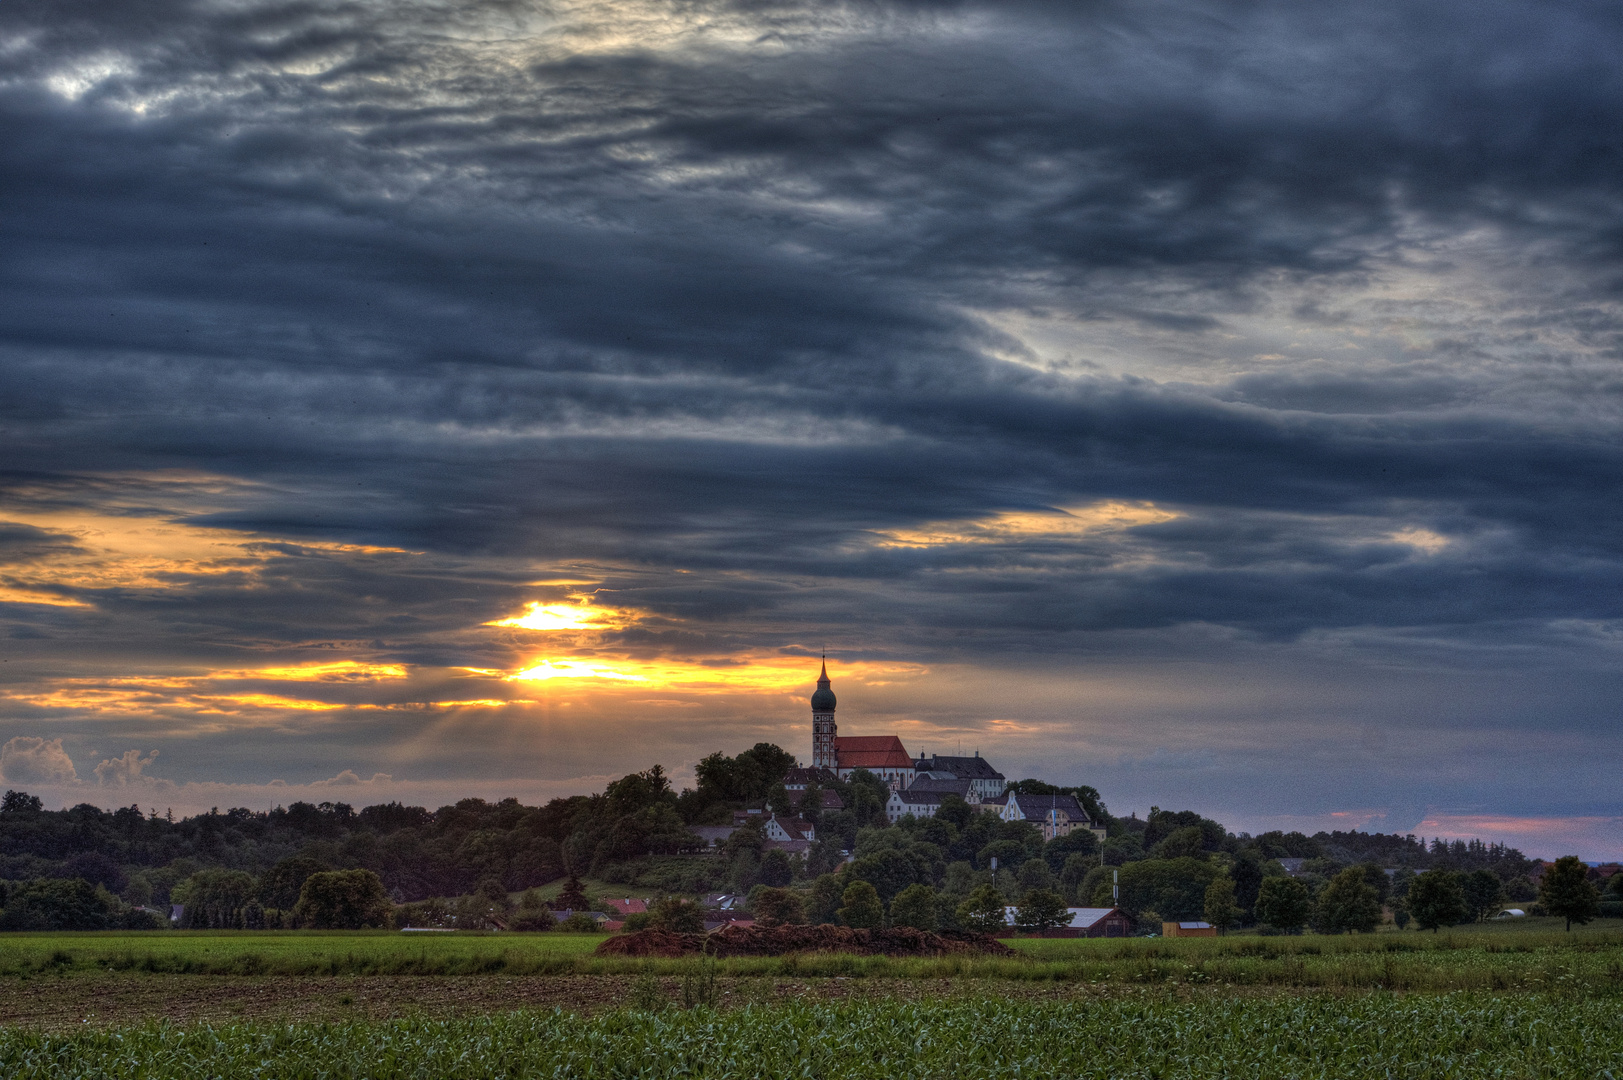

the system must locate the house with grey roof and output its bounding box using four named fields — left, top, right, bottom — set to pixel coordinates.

left=1000, top=793, right=1105, bottom=842
left=911, top=753, right=1006, bottom=801
left=907, top=775, right=977, bottom=802
left=886, top=788, right=951, bottom=822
